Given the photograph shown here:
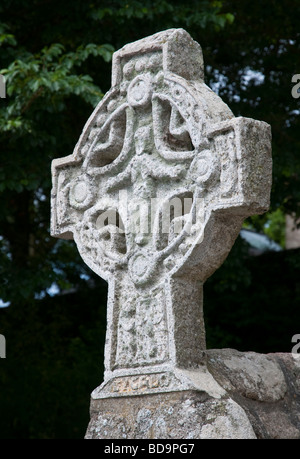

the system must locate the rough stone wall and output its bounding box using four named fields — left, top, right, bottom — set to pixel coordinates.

left=206, top=349, right=300, bottom=439
left=85, top=349, right=300, bottom=439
